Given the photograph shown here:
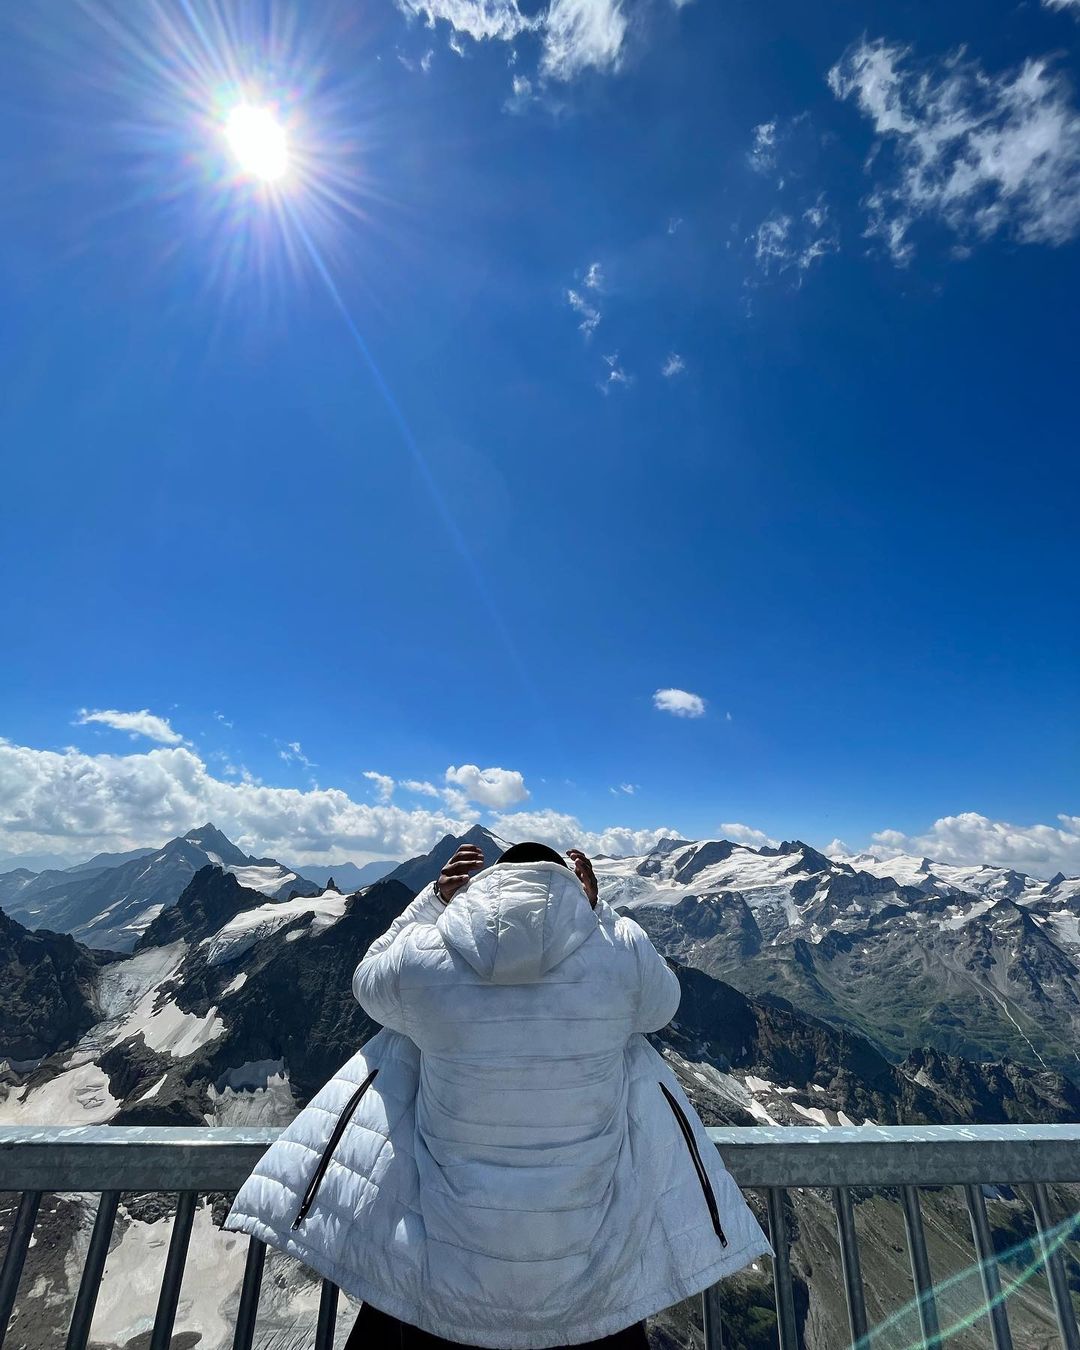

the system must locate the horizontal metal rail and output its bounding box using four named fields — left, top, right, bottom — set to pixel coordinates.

left=2, top=1123, right=1079, bottom=1190
left=1, top=1124, right=1078, bottom=1350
